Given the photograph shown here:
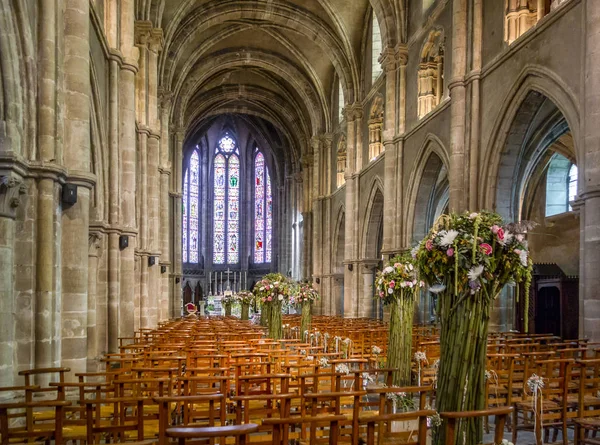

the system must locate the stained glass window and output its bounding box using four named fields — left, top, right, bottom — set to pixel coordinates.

left=254, top=151, right=272, bottom=263
left=182, top=149, right=201, bottom=264
left=213, top=133, right=240, bottom=265
left=182, top=170, right=188, bottom=263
